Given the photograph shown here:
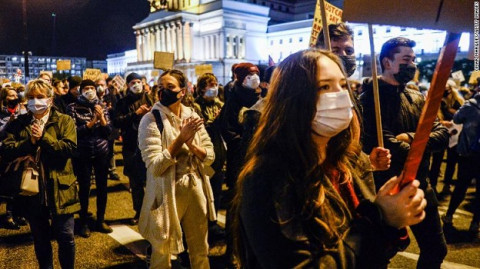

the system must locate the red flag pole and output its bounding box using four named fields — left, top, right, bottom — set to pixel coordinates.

left=392, top=32, right=462, bottom=193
